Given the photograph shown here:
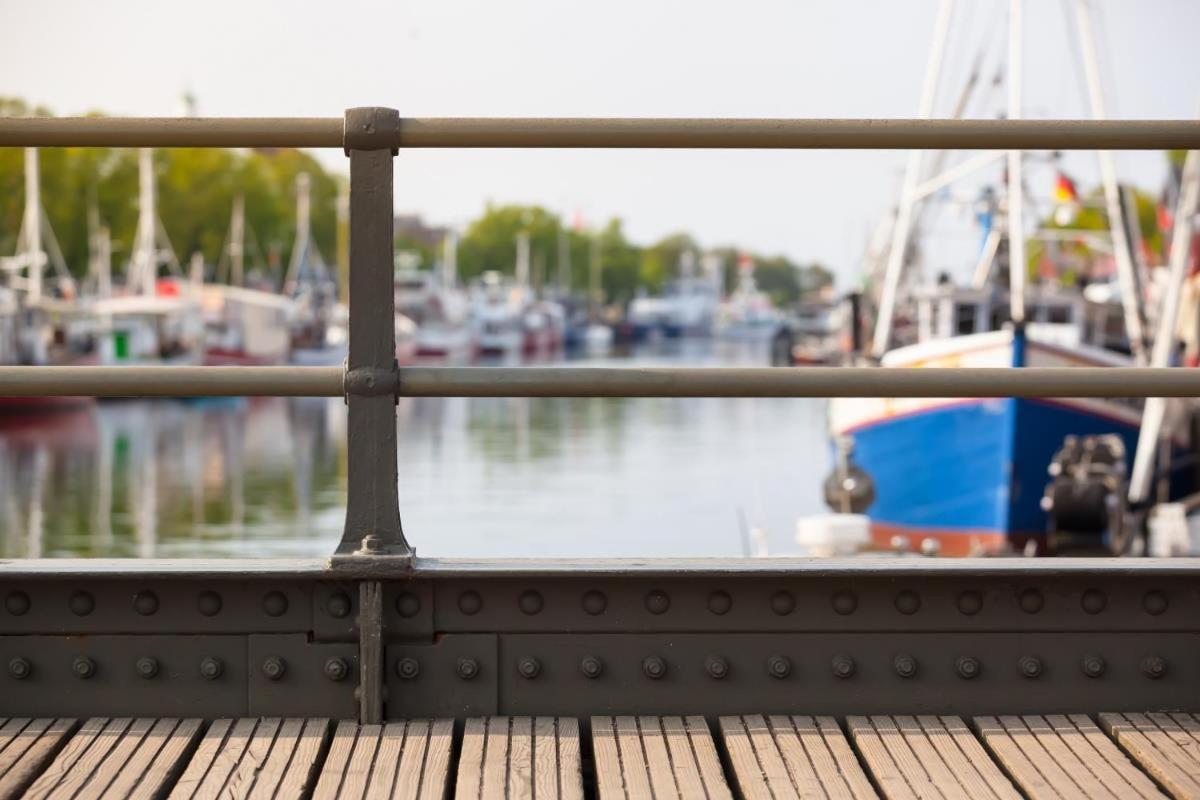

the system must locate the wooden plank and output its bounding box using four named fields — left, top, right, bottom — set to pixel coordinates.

left=394, top=720, right=432, bottom=800
left=0, top=719, right=52, bottom=785
left=613, top=716, right=653, bottom=800
left=247, top=718, right=305, bottom=800
left=816, top=716, right=878, bottom=800
left=169, top=719, right=235, bottom=800
left=591, top=717, right=625, bottom=800
left=0, top=719, right=31, bottom=756
left=75, top=717, right=157, bottom=799
left=272, top=718, right=330, bottom=800
left=553, top=718, right=583, bottom=800
left=0, top=719, right=75, bottom=800
left=933, top=718, right=1017, bottom=800
left=719, top=716, right=775, bottom=800
left=974, top=716, right=1059, bottom=800
left=766, top=716, right=831, bottom=799
left=633, top=718, right=676, bottom=799
left=1146, top=713, right=1200, bottom=769
left=312, top=721, right=360, bottom=800
left=533, top=717, right=560, bottom=800
left=364, top=721, right=406, bottom=800
left=27, top=717, right=133, bottom=800
left=419, top=719, right=455, bottom=800
left=339, top=724, right=383, bottom=800
left=221, top=717, right=282, bottom=799
left=456, top=718, right=489, bottom=800
left=998, top=715, right=1087, bottom=799
left=865, top=716, right=939, bottom=800
left=505, top=716, right=533, bottom=799
left=659, top=717, right=713, bottom=800
left=1101, top=713, right=1200, bottom=800
left=1167, top=714, right=1200, bottom=746
left=1053, top=715, right=1164, bottom=800
left=481, top=716, right=512, bottom=799
left=847, top=716, right=918, bottom=800
left=103, top=718, right=181, bottom=800
left=913, top=717, right=1015, bottom=800
left=1023, top=715, right=1112, bottom=800
left=191, top=717, right=259, bottom=800
left=685, top=715, right=730, bottom=799
left=893, top=716, right=965, bottom=800
left=128, top=719, right=205, bottom=800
